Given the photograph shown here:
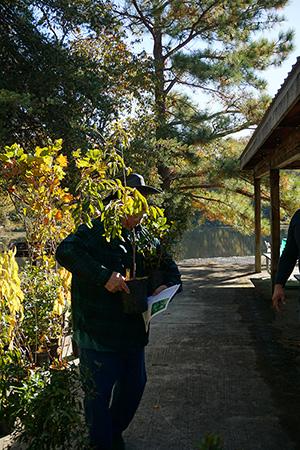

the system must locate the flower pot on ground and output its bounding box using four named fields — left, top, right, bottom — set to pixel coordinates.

left=121, top=277, right=149, bottom=314
left=0, top=418, right=12, bottom=438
